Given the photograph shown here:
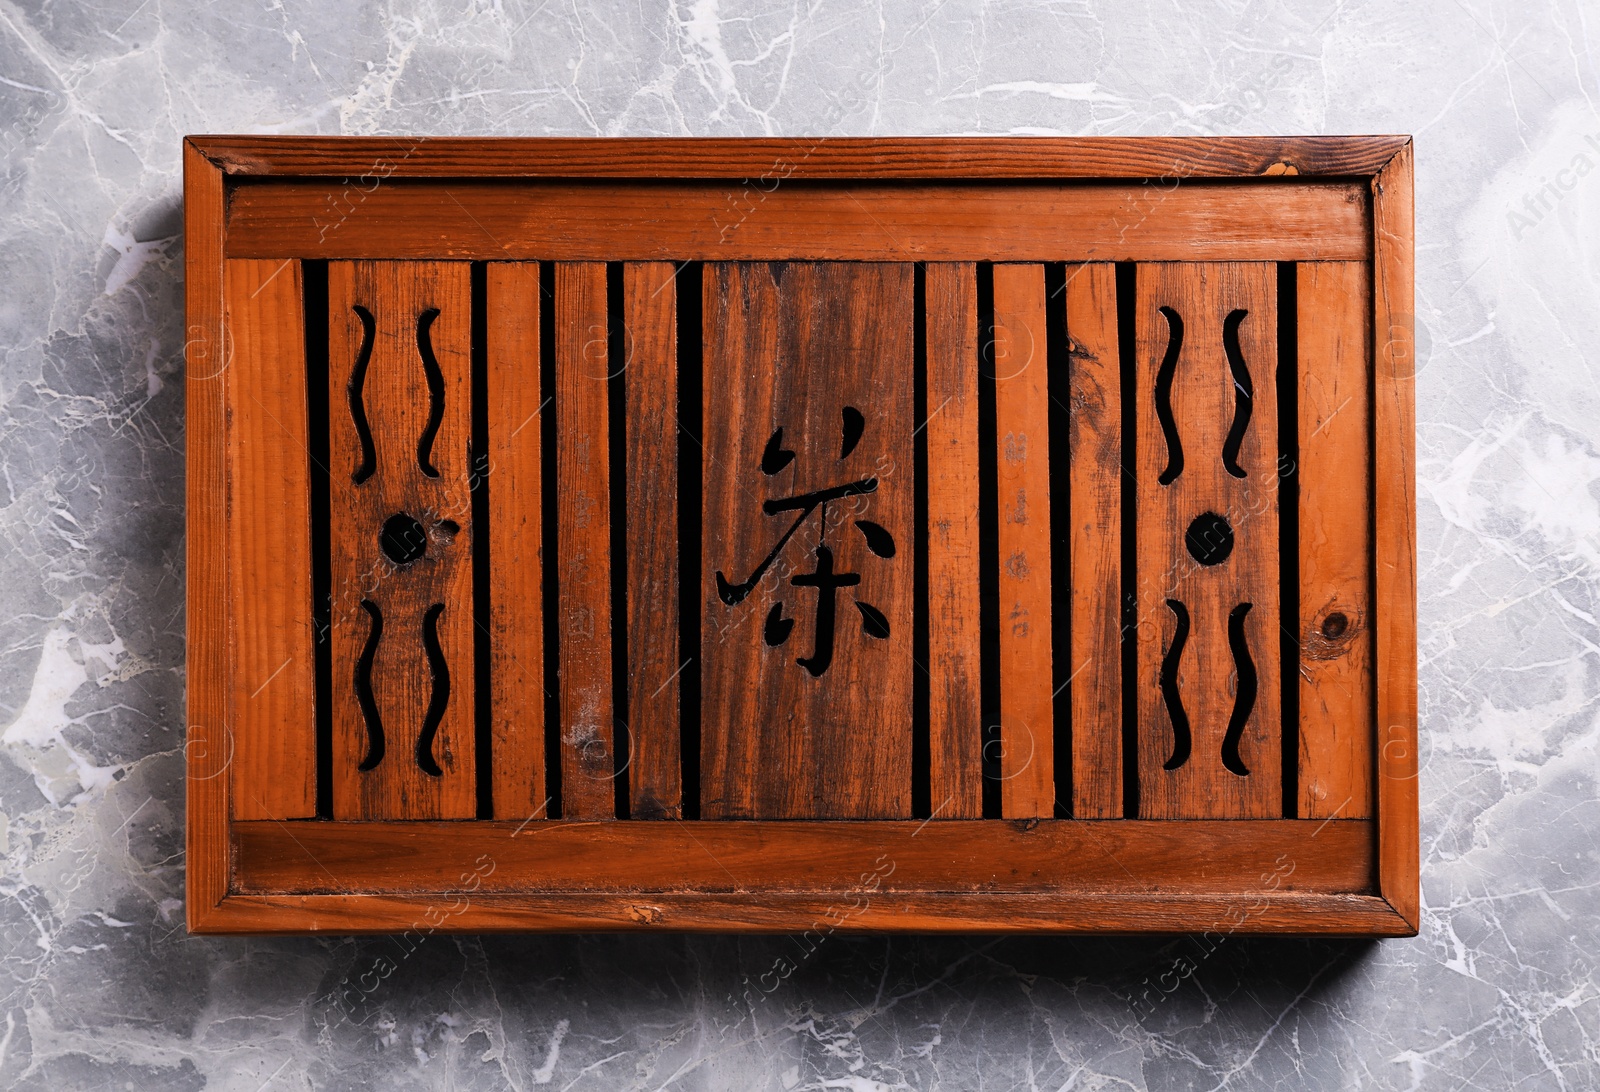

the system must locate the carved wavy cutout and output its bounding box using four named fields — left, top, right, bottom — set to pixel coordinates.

left=415, top=309, right=445, bottom=478
left=1221, top=309, right=1252, bottom=479
left=355, top=599, right=385, bottom=771
left=1154, top=306, right=1184, bottom=485
left=416, top=603, right=449, bottom=777
left=348, top=306, right=377, bottom=484
left=1222, top=602, right=1256, bottom=776
left=1159, top=598, right=1191, bottom=770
